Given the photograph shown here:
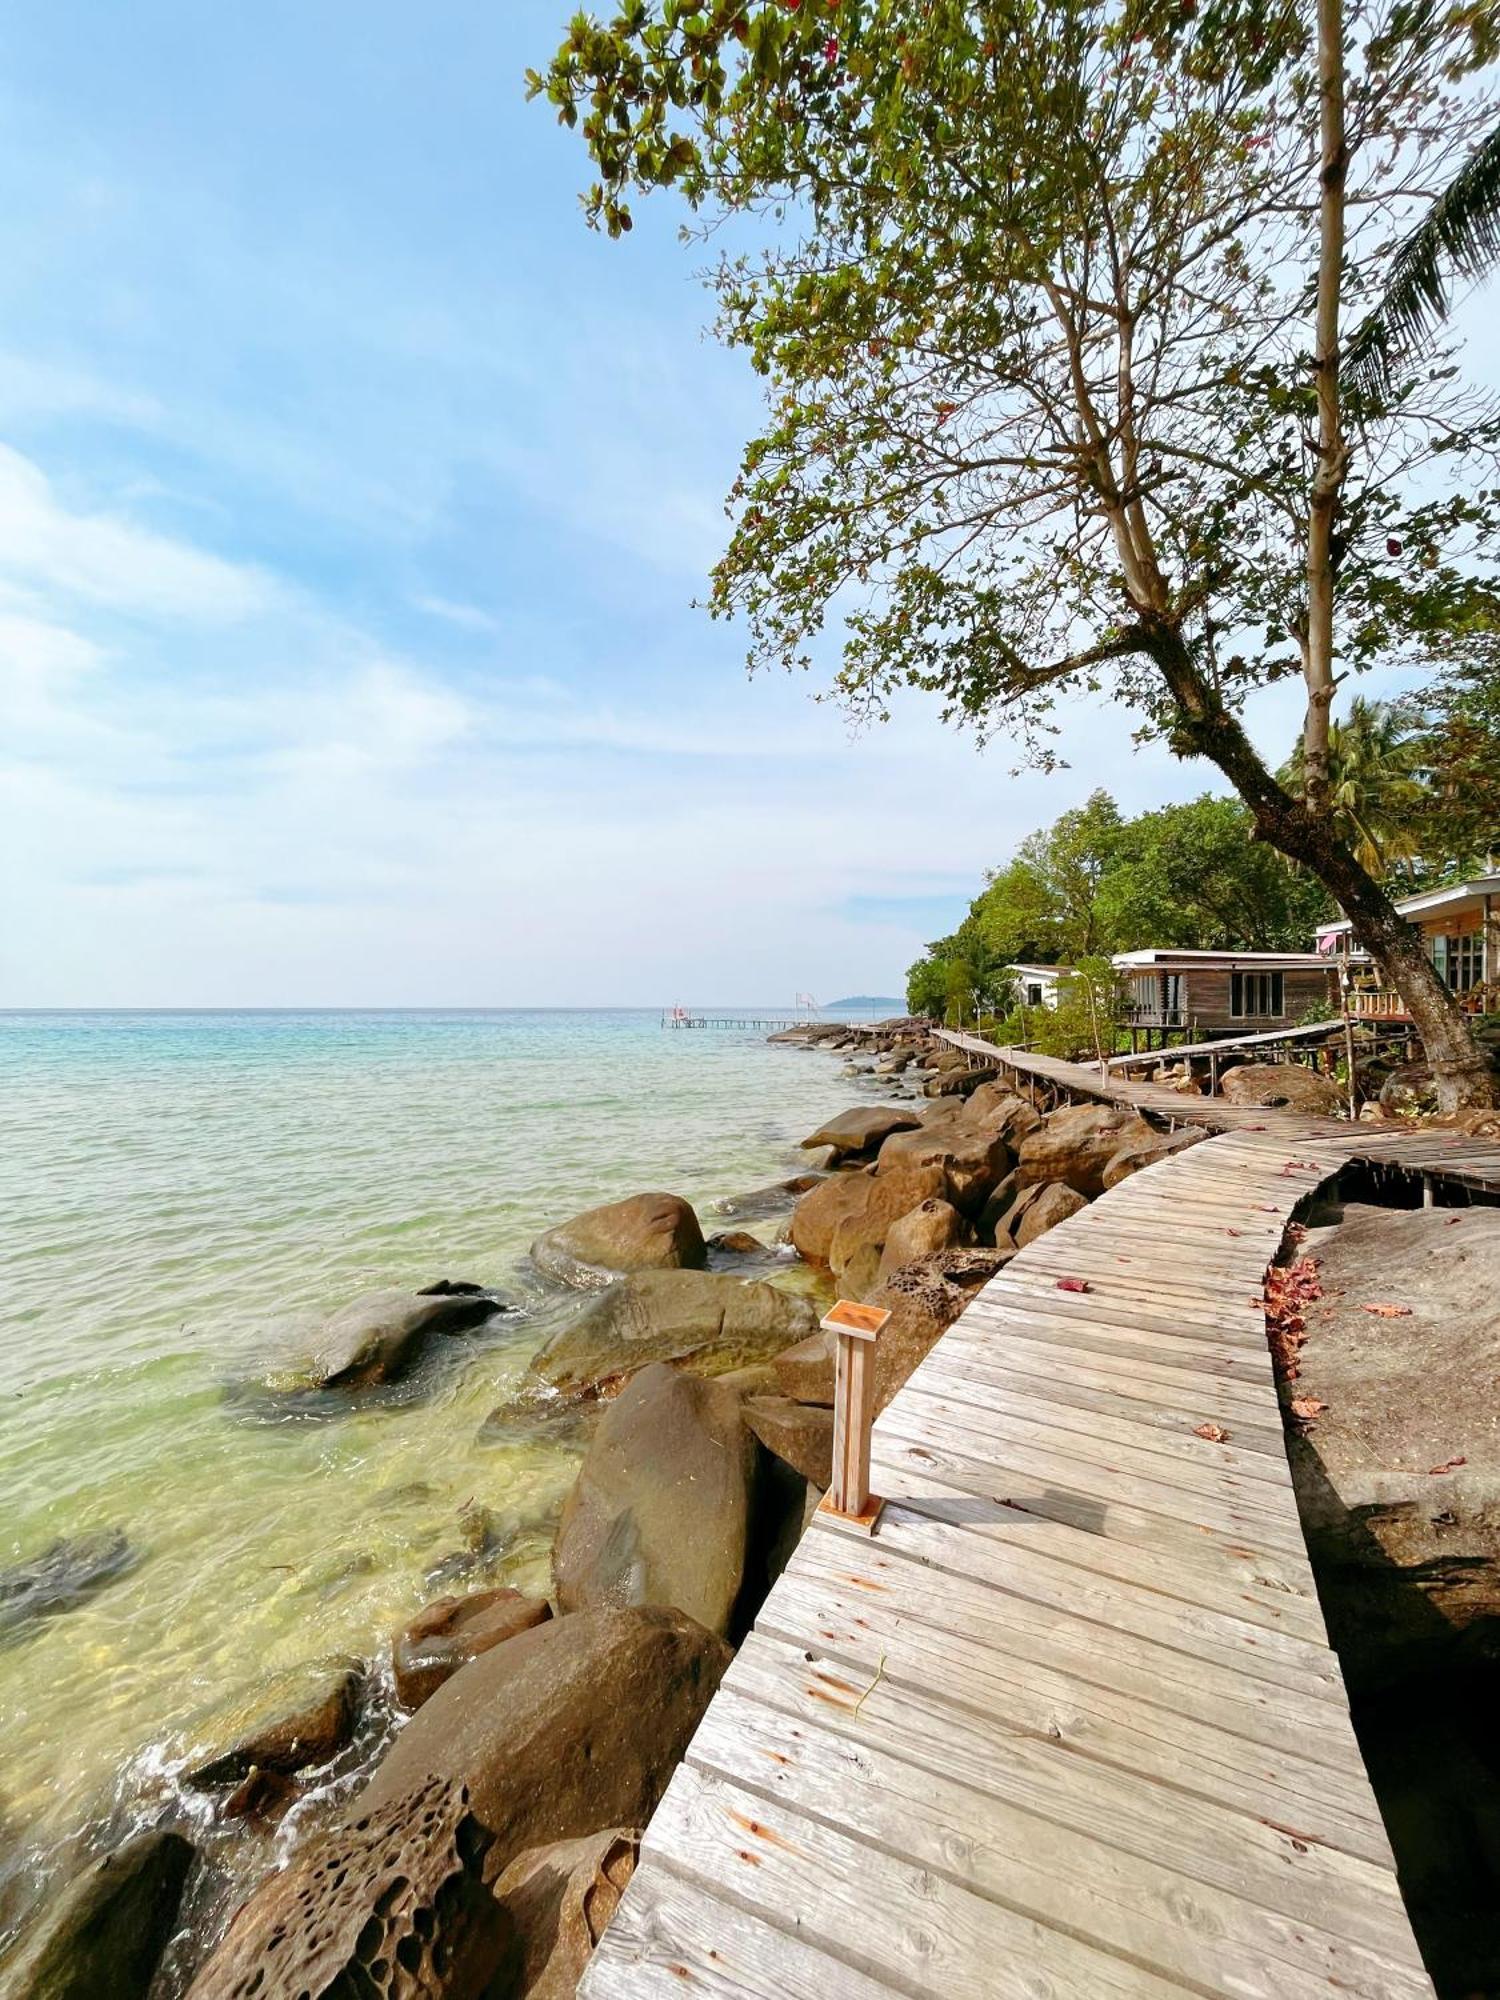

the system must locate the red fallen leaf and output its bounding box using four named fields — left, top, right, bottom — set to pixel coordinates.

left=1360, top=1302, right=1413, bottom=1318
left=1226, top=1228, right=1243, bottom=1237
left=1428, top=1456, right=1467, bottom=1475
left=1254, top=1203, right=1280, bottom=1212
left=1193, top=1422, right=1231, bottom=1443
left=1289, top=1397, right=1327, bottom=1421
left=1056, top=1276, right=1091, bottom=1293
left=1446, top=1216, right=1462, bottom=1226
